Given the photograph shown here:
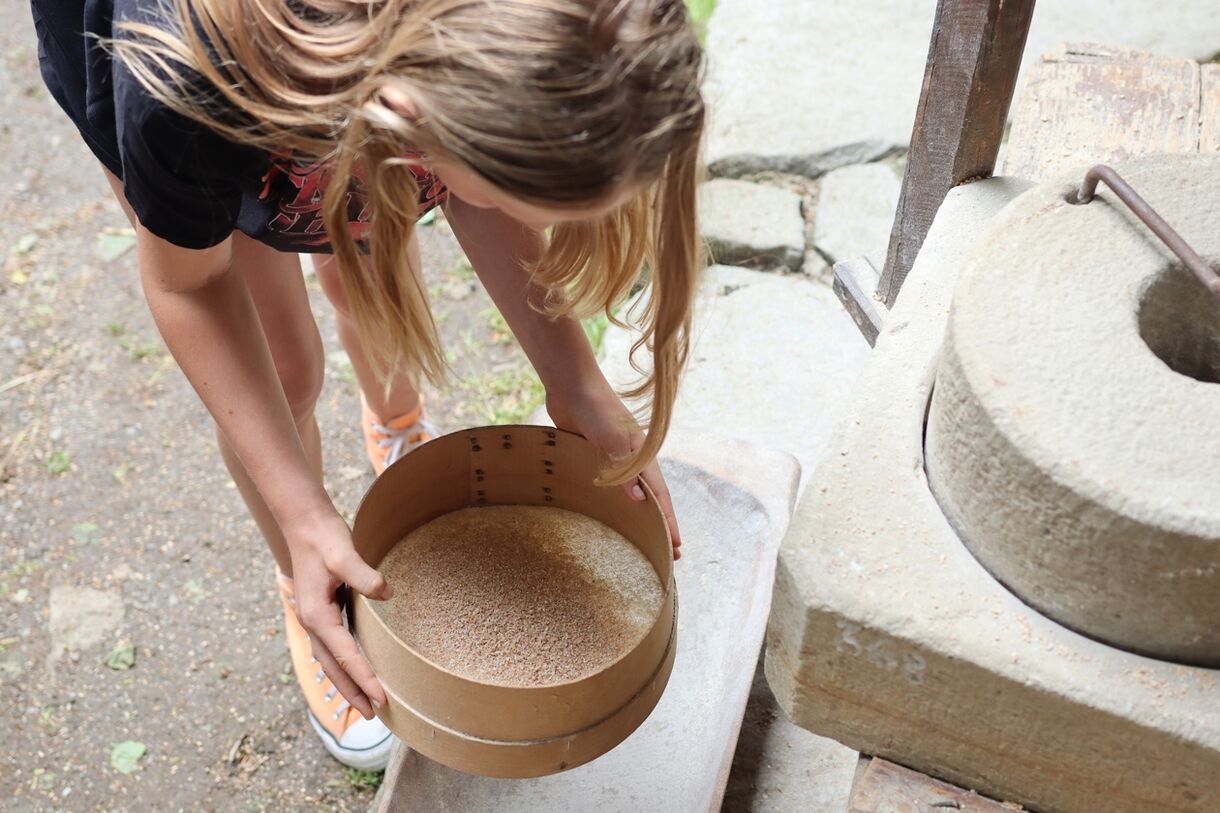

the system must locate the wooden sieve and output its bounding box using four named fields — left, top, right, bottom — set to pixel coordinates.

left=347, top=425, right=676, bottom=778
